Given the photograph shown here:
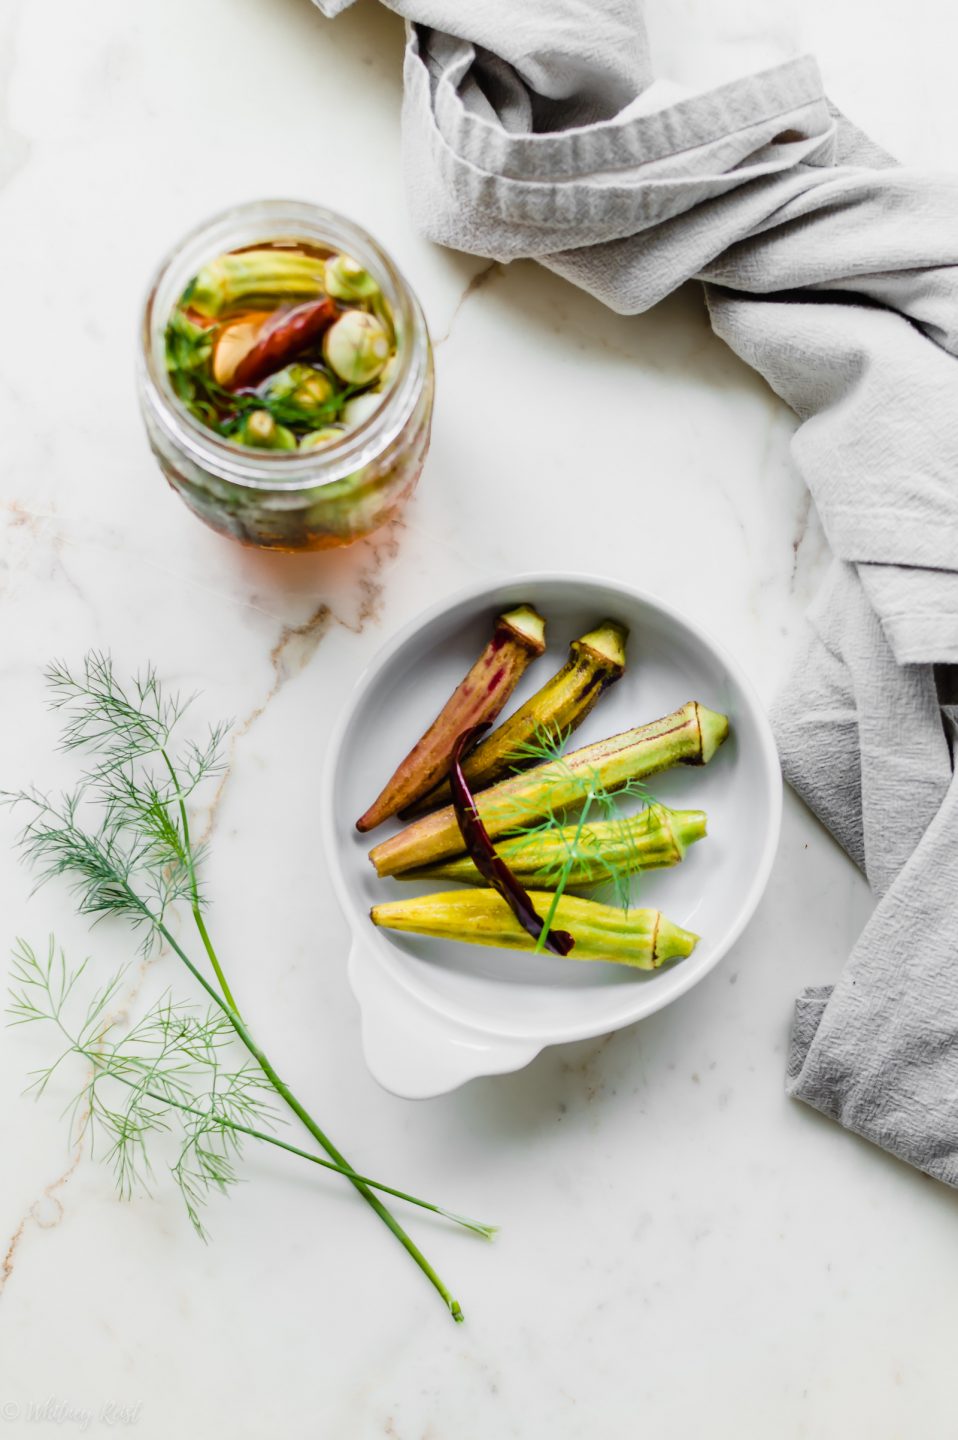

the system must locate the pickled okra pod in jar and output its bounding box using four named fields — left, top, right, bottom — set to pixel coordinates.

left=138, top=201, right=433, bottom=551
